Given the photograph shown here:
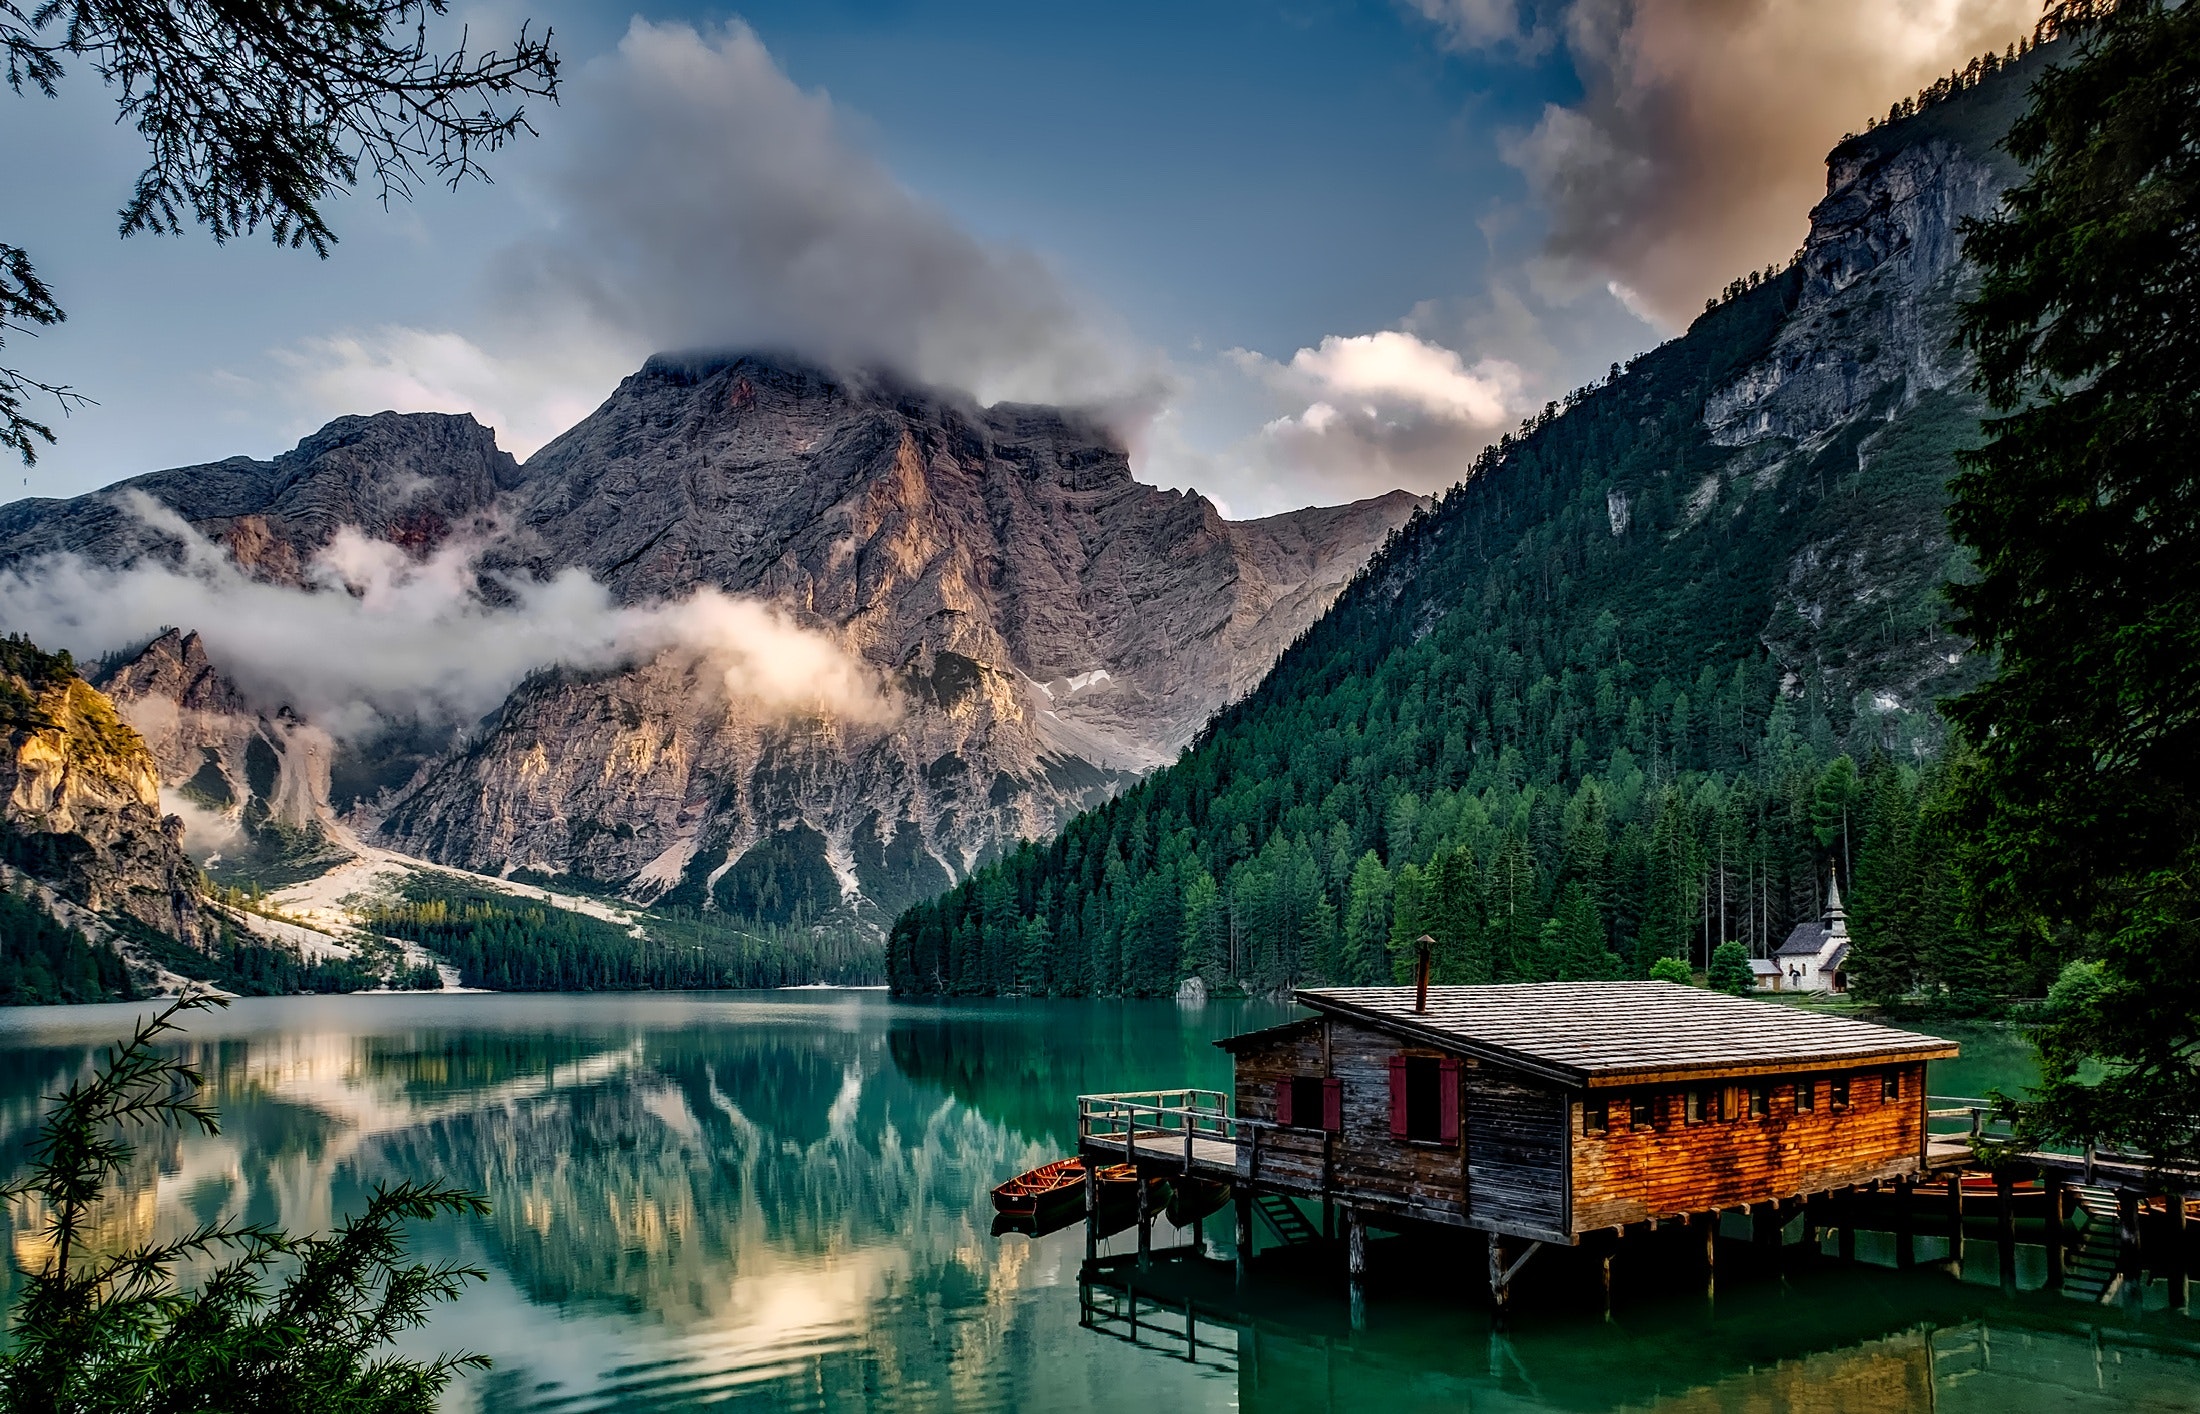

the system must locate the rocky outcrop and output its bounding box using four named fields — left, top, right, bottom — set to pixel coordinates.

left=0, top=362, right=1419, bottom=916
left=383, top=357, right=1421, bottom=912
left=1691, top=51, right=2047, bottom=750
left=0, top=411, right=520, bottom=579
left=96, top=630, right=342, bottom=873
left=0, top=640, right=208, bottom=943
